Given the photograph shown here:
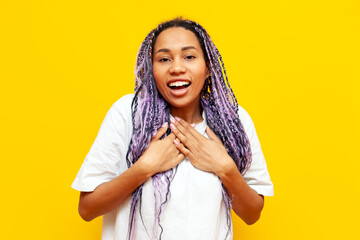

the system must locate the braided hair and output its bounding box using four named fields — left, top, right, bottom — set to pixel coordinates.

left=125, top=17, right=252, bottom=240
